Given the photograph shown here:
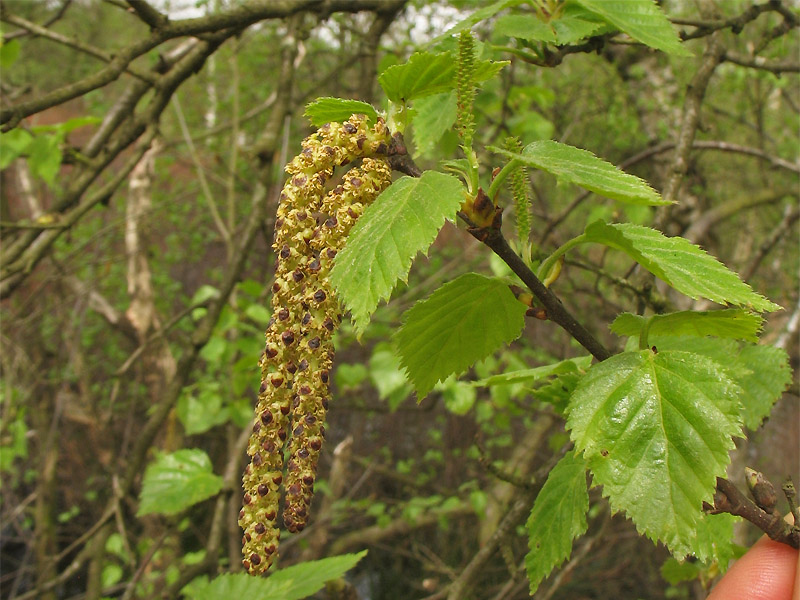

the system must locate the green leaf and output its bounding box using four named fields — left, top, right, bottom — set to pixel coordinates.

left=304, top=97, right=378, bottom=126
left=430, top=0, right=524, bottom=42
left=137, top=449, right=223, bottom=516
left=494, top=14, right=557, bottom=43
left=610, top=309, right=764, bottom=343
left=583, top=221, right=781, bottom=312
left=32, top=116, right=100, bottom=135
left=379, top=52, right=458, bottom=102
left=491, top=140, right=668, bottom=205
left=177, top=385, right=229, bottom=435
left=693, top=512, right=739, bottom=568
left=648, top=336, right=791, bottom=431
left=0, top=128, right=33, bottom=169
left=0, top=39, right=20, bottom=69
left=27, top=135, right=62, bottom=185
left=567, top=349, right=743, bottom=556
left=244, top=304, right=271, bottom=325
left=574, top=0, right=692, bottom=56
left=525, top=450, right=590, bottom=594
left=411, top=92, right=457, bottom=157
left=441, top=379, right=477, bottom=415
left=660, top=557, right=701, bottom=585
left=182, top=551, right=367, bottom=600
left=379, top=52, right=508, bottom=103
left=330, top=172, right=465, bottom=334
left=474, top=355, right=592, bottom=387
left=394, top=273, right=527, bottom=399
left=369, top=344, right=413, bottom=411
left=550, top=15, right=607, bottom=44
left=732, top=344, right=791, bottom=430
